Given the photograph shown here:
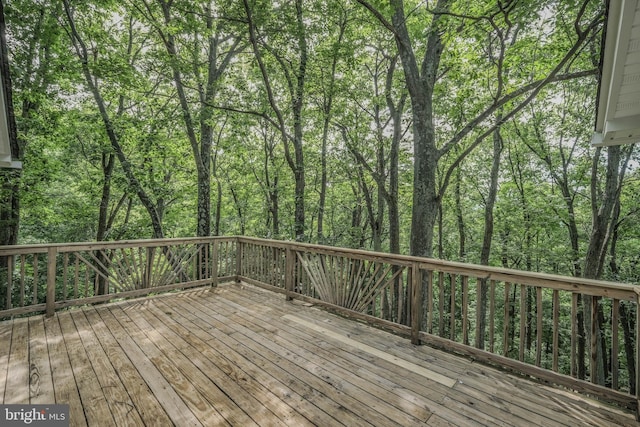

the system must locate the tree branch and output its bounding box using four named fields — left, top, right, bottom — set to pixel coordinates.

left=354, top=0, right=397, bottom=36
